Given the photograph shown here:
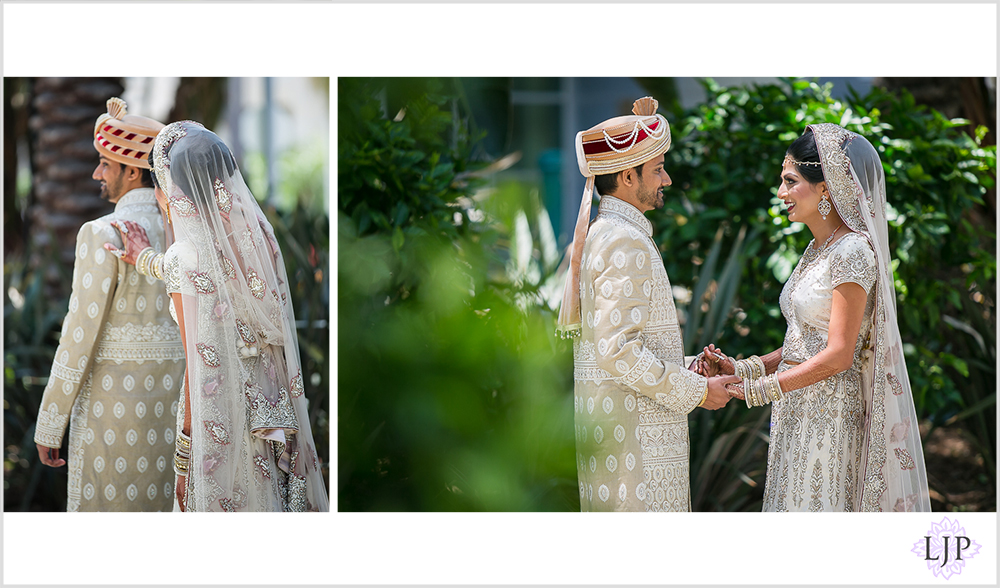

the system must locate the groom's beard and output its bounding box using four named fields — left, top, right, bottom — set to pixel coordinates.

left=636, top=178, right=664, bottom=209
